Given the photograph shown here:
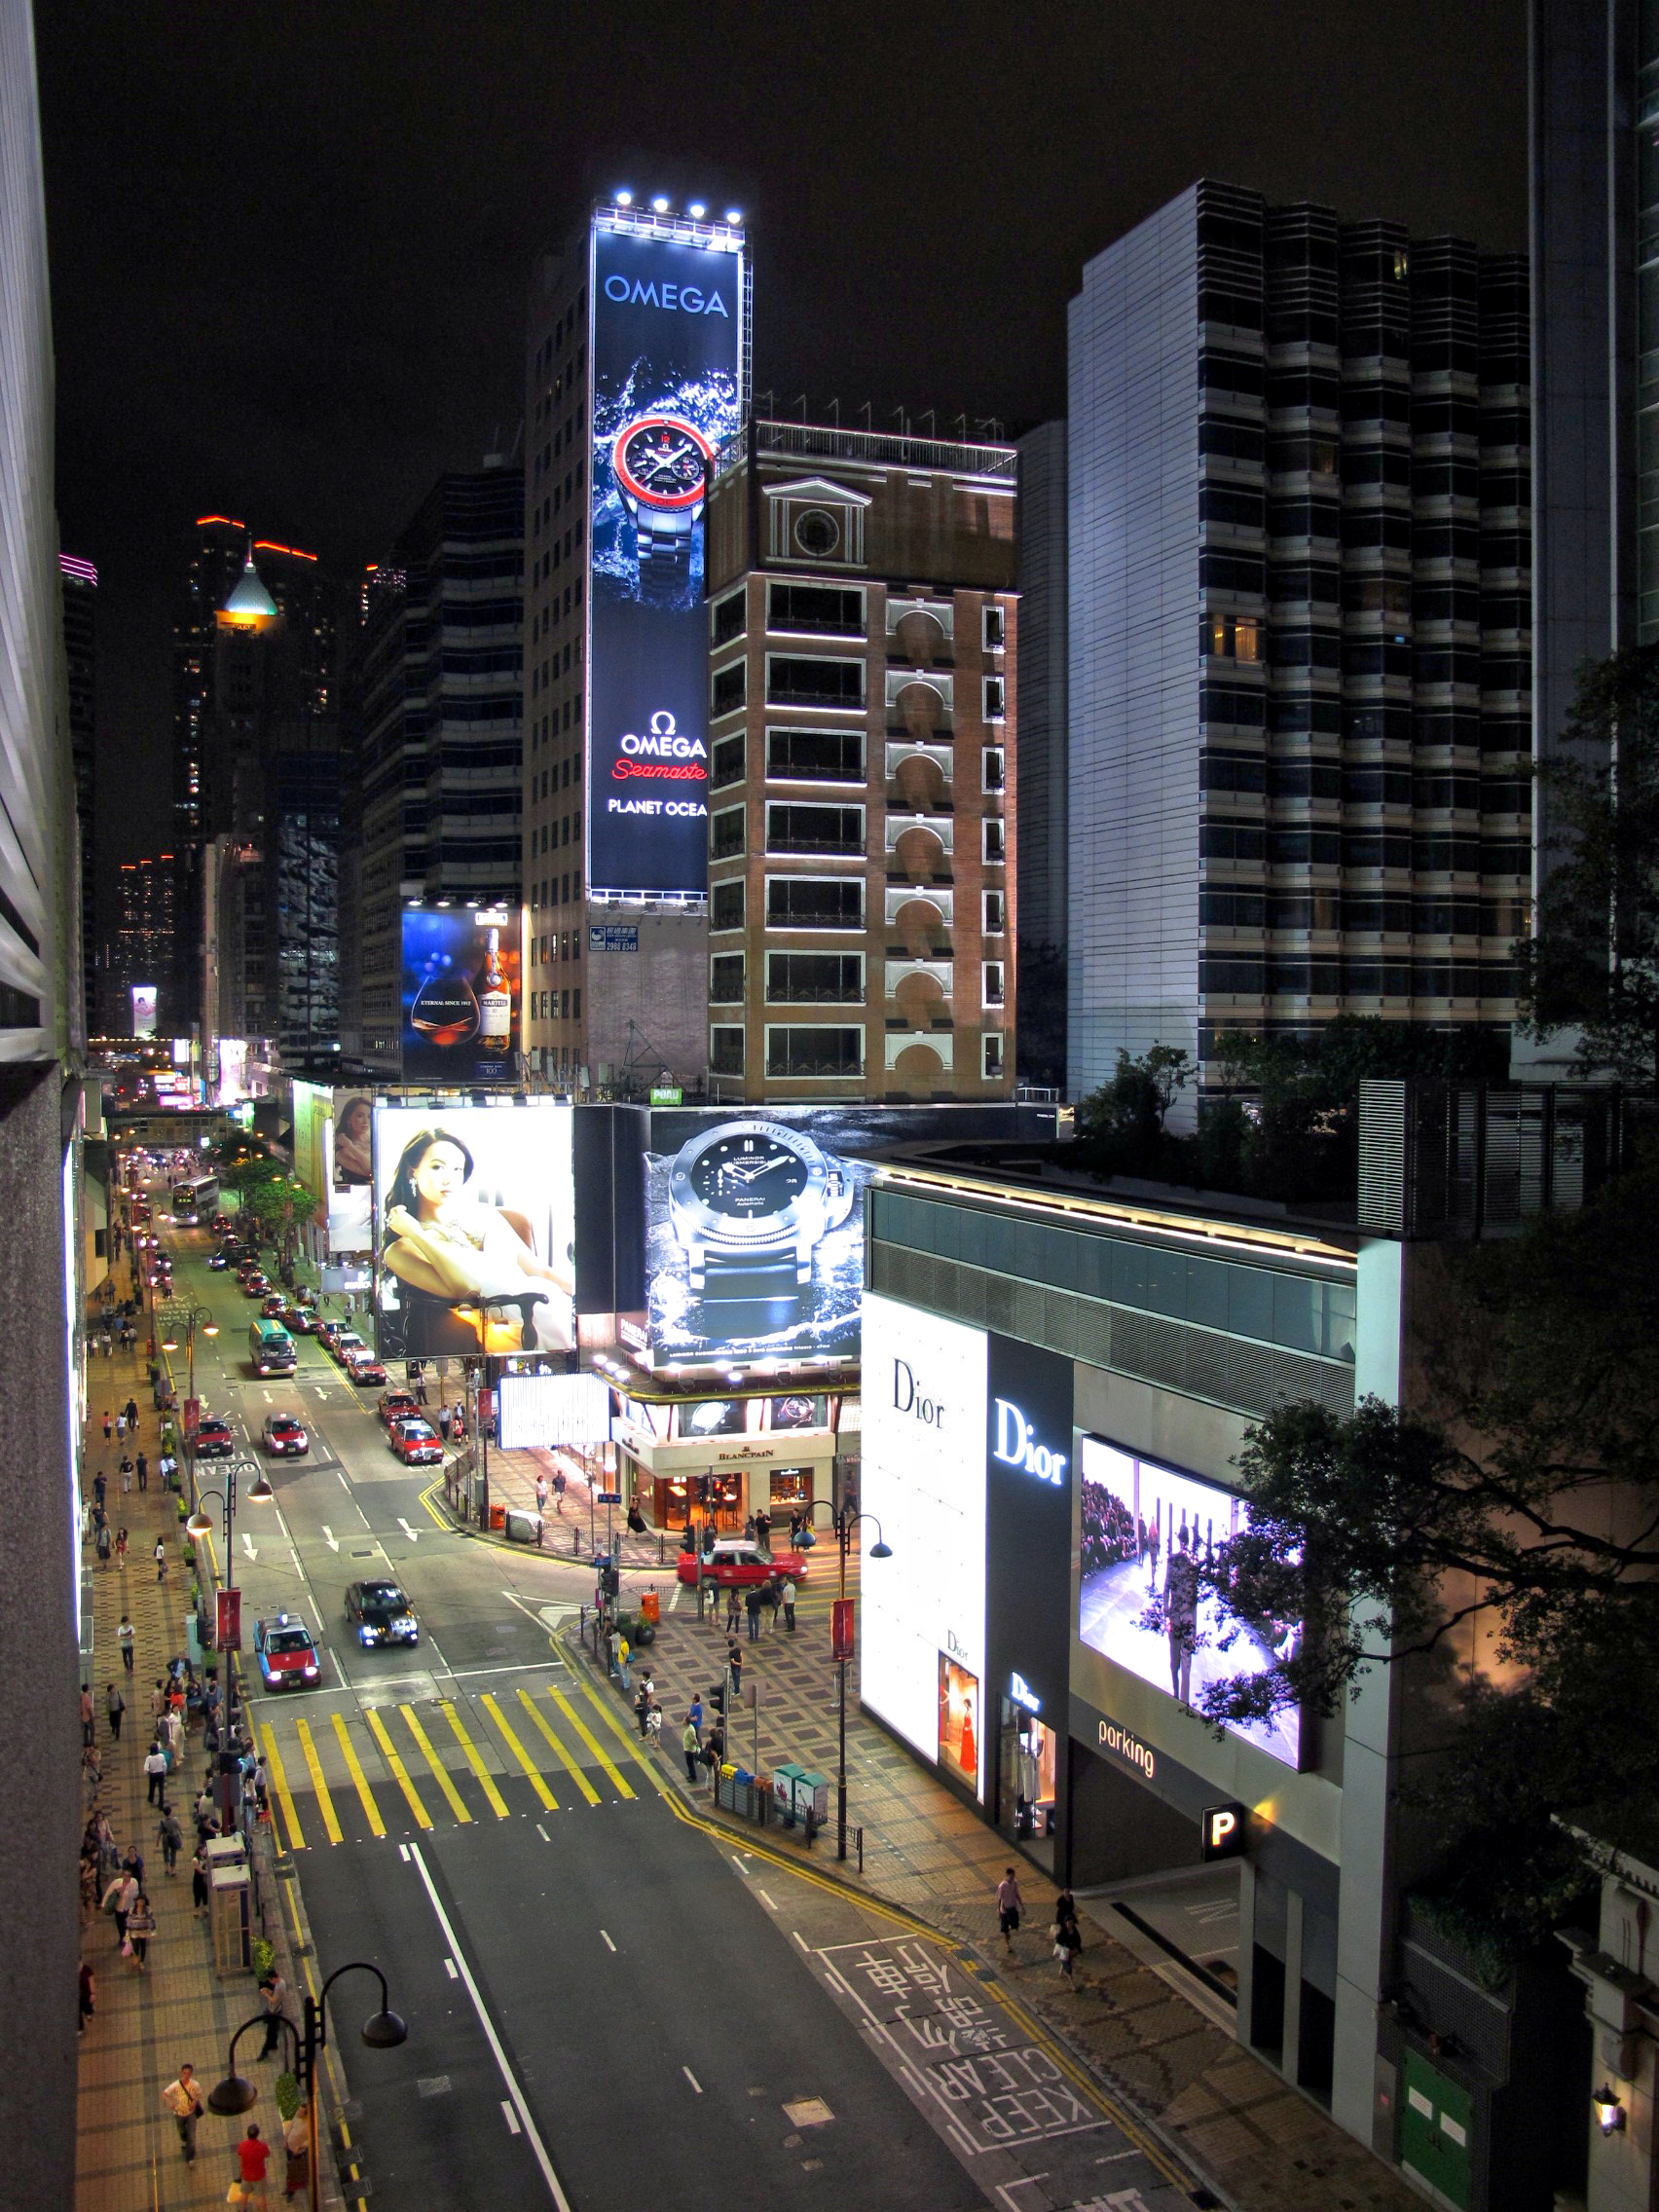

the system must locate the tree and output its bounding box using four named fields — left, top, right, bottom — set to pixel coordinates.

left=1075, top=1046, right=1191, bottom=1174
left=1517, top=642, right=1659, bottom=1090
left=1189, top=1162, right=1659, bottom=1948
